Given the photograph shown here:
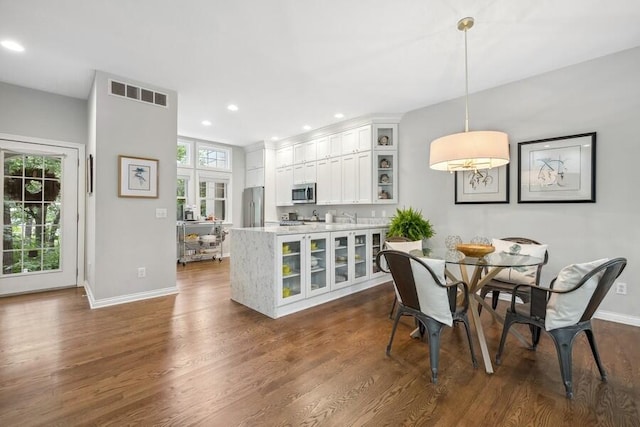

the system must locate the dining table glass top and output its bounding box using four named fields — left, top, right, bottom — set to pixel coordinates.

left=418, top=248, right=544, bottom=268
